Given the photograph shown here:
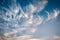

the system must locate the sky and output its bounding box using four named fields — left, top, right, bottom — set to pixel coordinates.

left=0, top=0, right=60, bottom=40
